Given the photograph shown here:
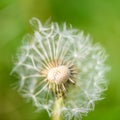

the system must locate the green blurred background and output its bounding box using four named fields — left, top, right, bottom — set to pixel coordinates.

left=0, top=0, right=120, bottom=120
